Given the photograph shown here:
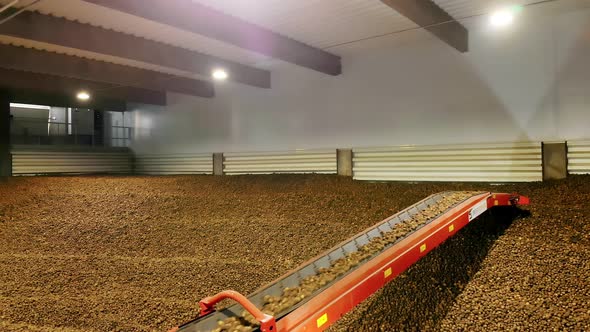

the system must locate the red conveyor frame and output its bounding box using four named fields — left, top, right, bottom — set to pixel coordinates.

left=170, top=192, right=529, bottom=332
